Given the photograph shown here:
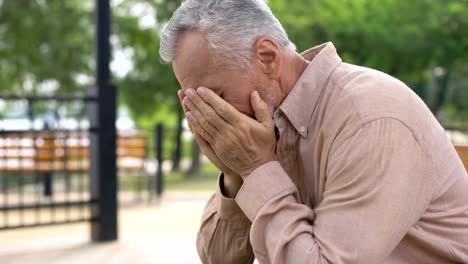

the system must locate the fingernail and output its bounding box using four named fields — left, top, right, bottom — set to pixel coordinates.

left=185, top=88, right=195, bottom=98
left=197, top=87, right=206, bottom=96
left=186, top=111, right=193, bottom=120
